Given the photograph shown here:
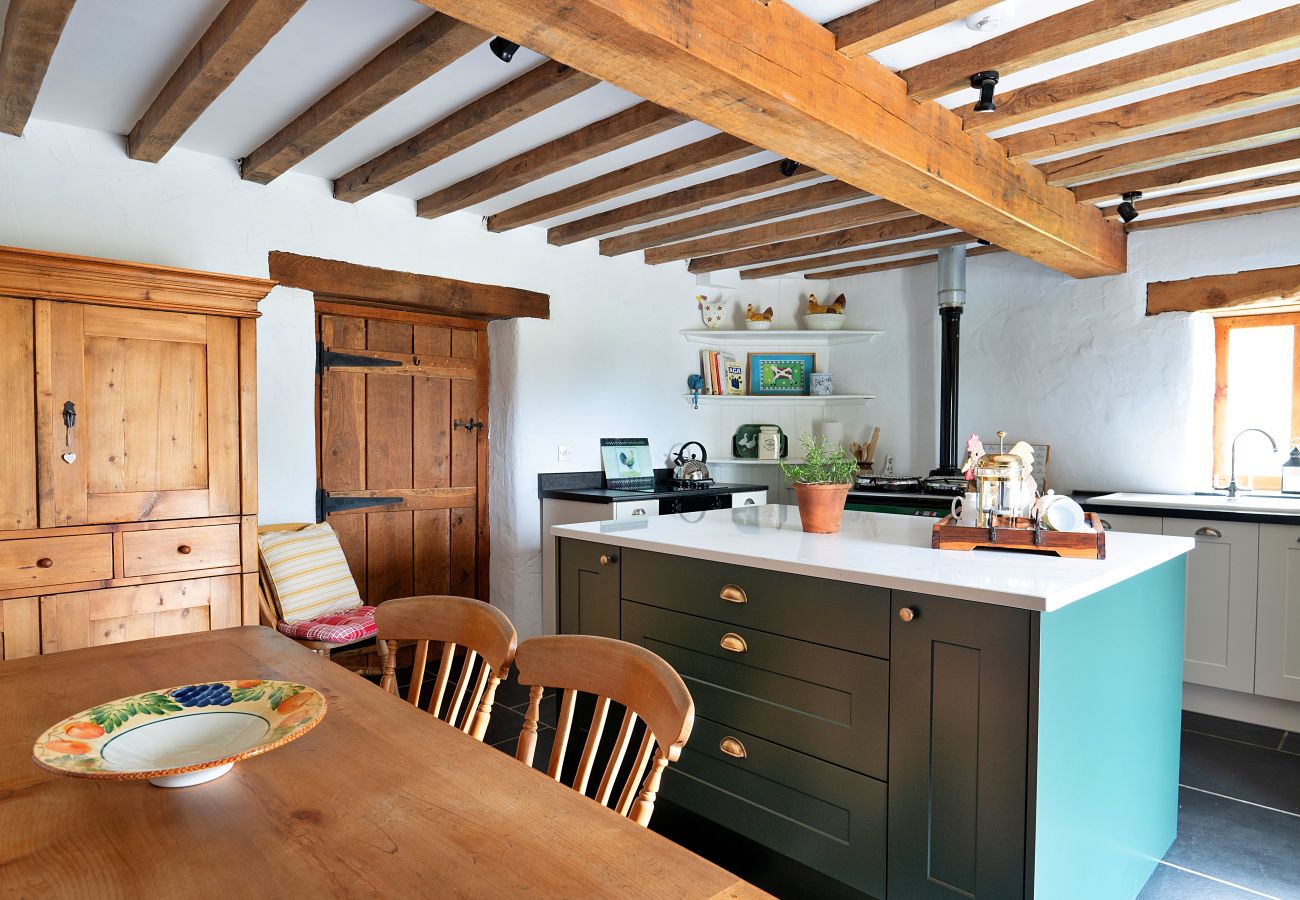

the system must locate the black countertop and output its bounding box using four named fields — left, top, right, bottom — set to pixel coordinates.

left=539, top=470, right=767, bottom=504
